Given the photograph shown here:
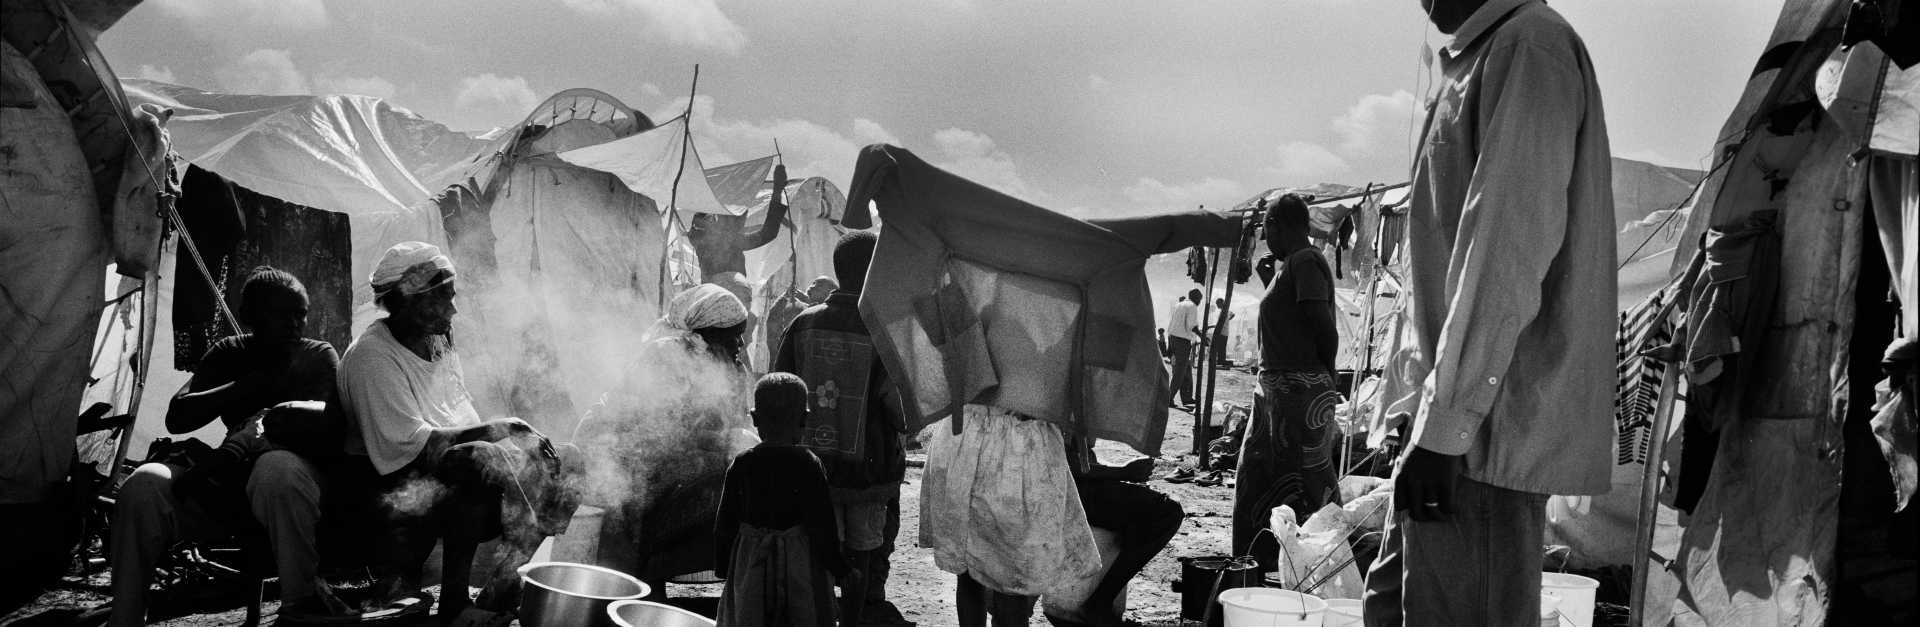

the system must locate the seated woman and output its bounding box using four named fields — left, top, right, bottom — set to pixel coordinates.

left=335, top=242, right=581, bottom=621
left=110, top=267, right=345, bottom=626
left=576, top=283, right=757, bottom=591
